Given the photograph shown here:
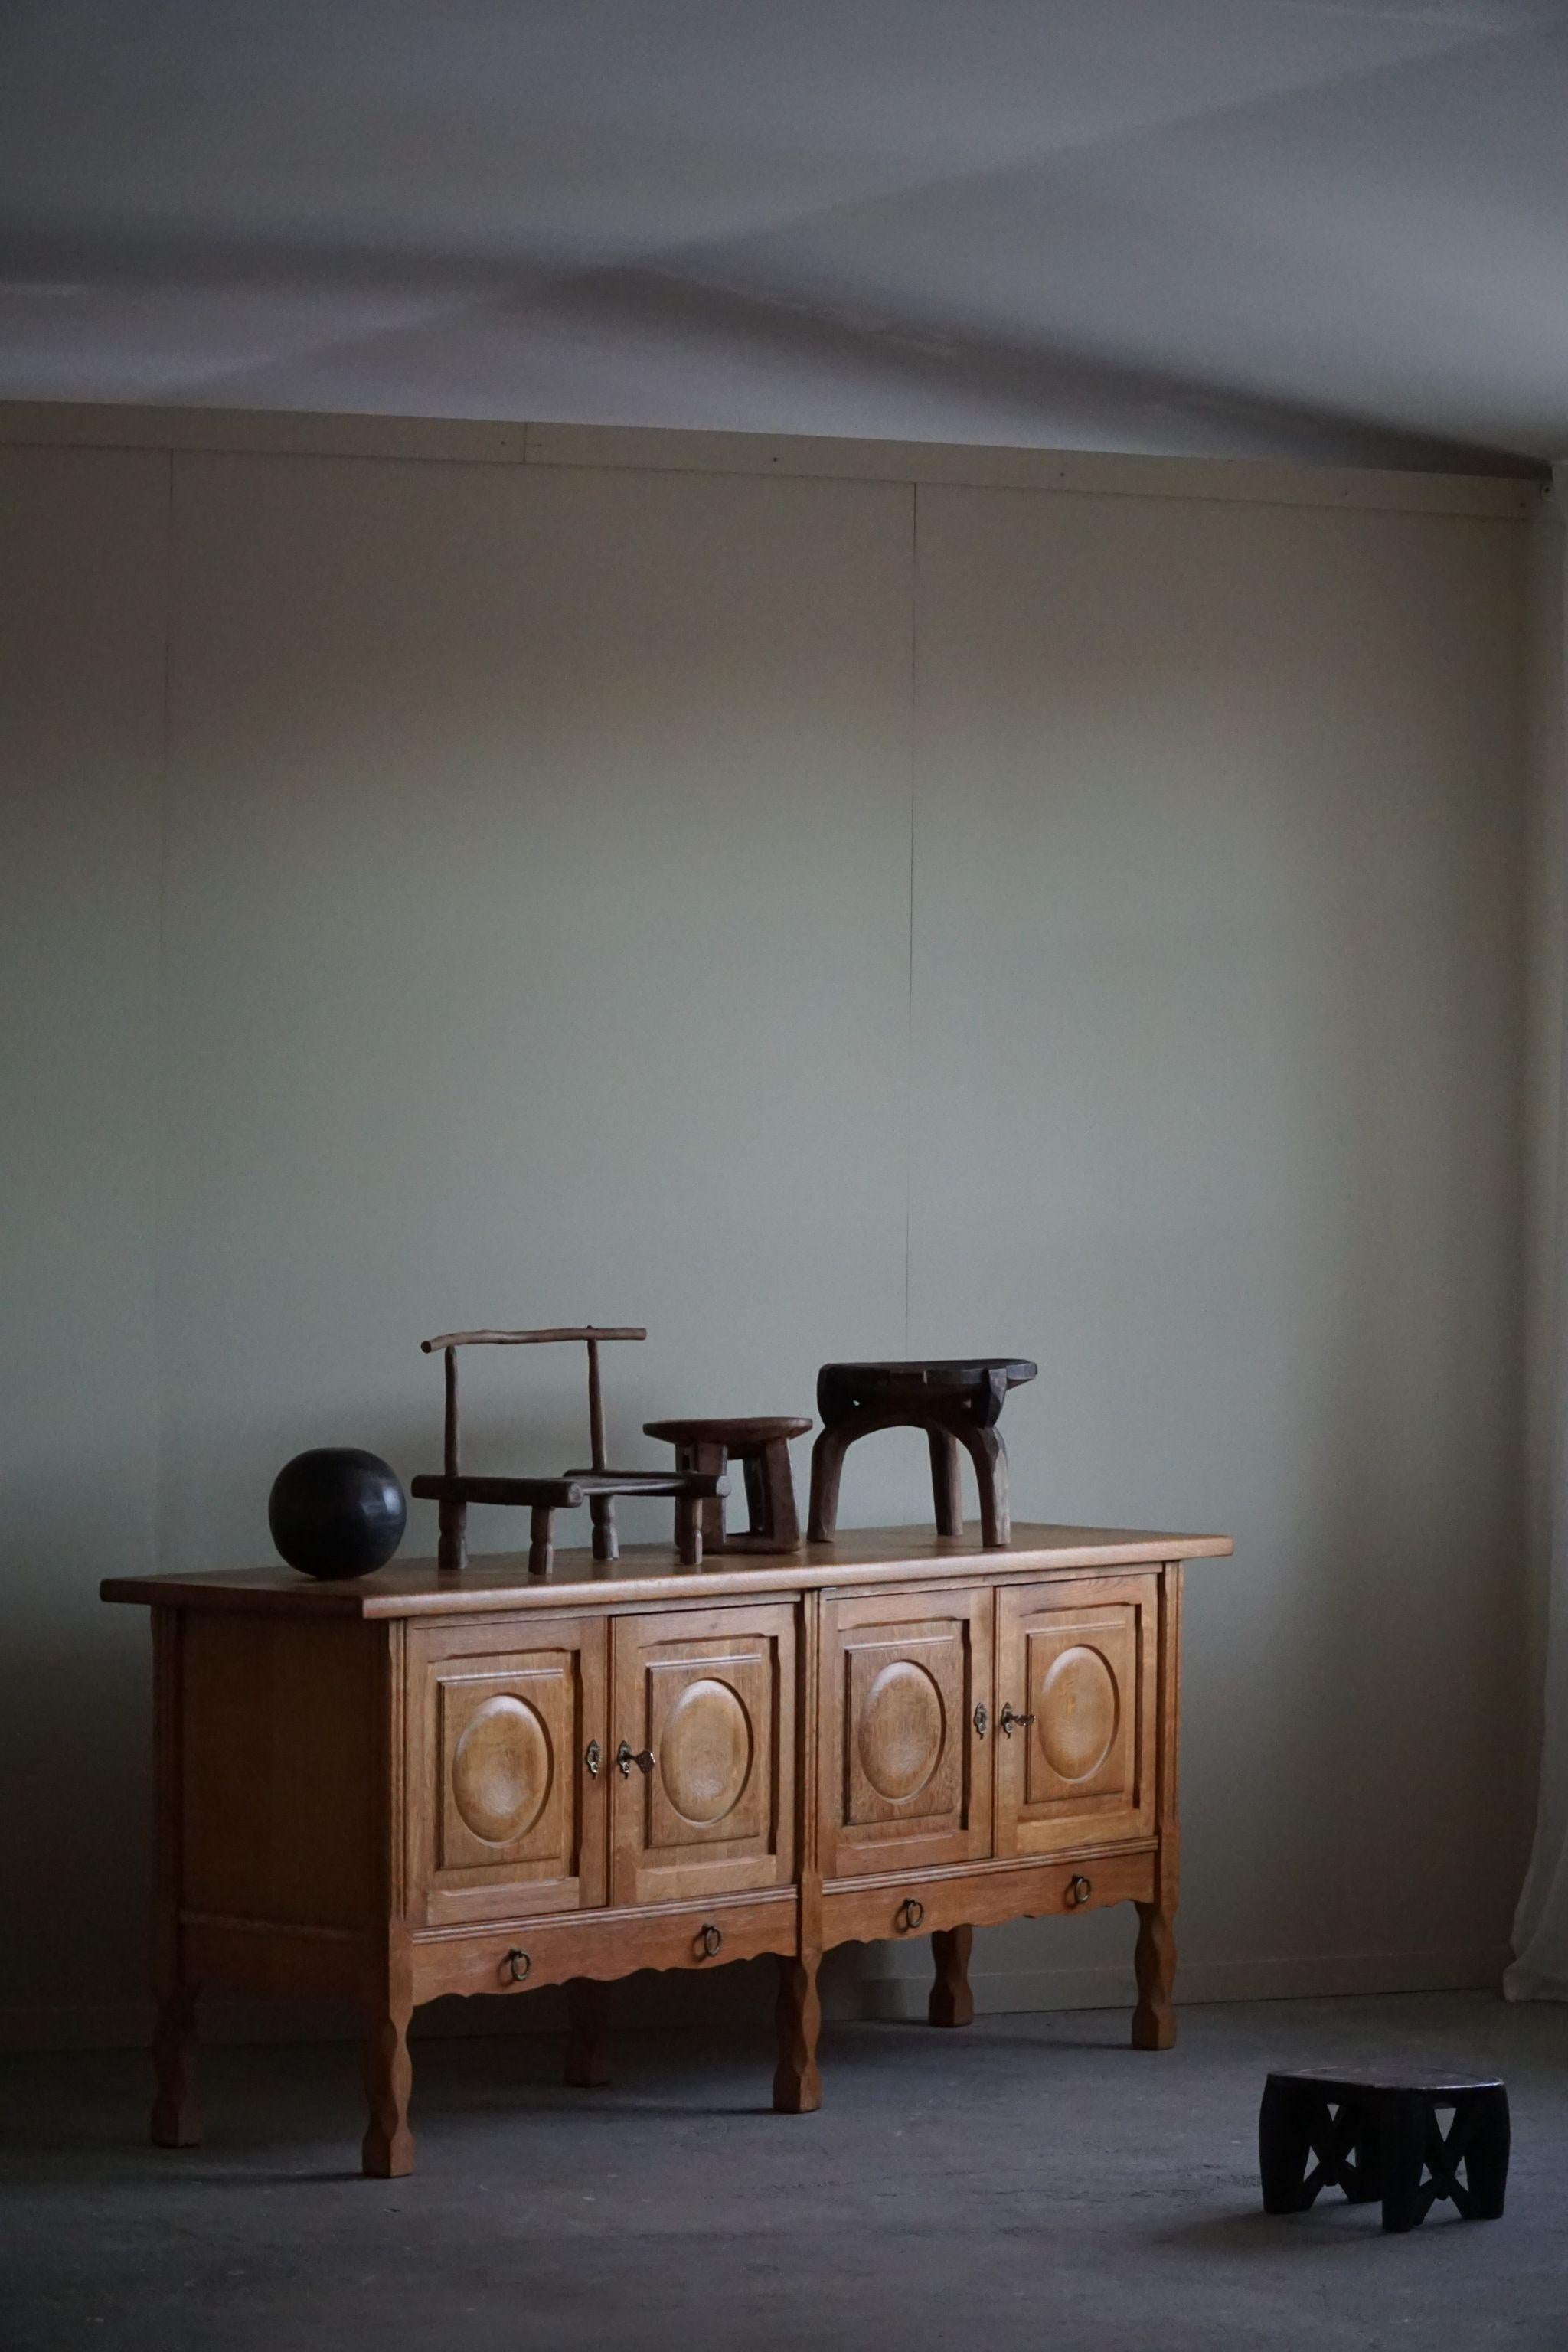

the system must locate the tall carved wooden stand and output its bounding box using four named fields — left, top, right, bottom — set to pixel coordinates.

left=109, top=1523, right=1227, bottom=2174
